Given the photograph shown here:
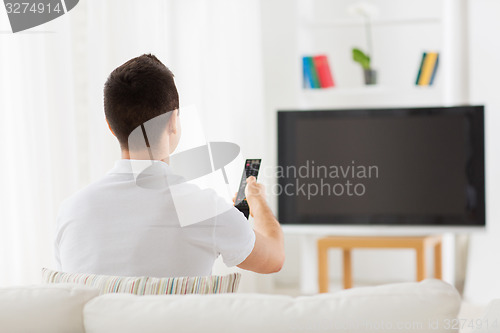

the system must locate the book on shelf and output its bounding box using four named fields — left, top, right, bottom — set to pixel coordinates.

left=303, top=56, right=320, bottom=88
left=416, top=52, right=439, bottom=86
left=303, top=55, right=335, bottom=89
